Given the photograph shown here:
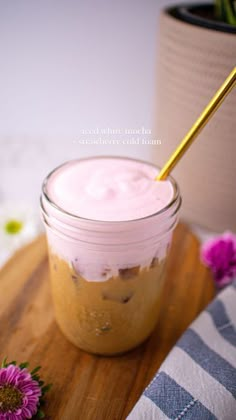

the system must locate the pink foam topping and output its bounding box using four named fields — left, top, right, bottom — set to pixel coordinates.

left=46, top=158, right=173, bottom=221
left=43, top=158, right=176, bottom=281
